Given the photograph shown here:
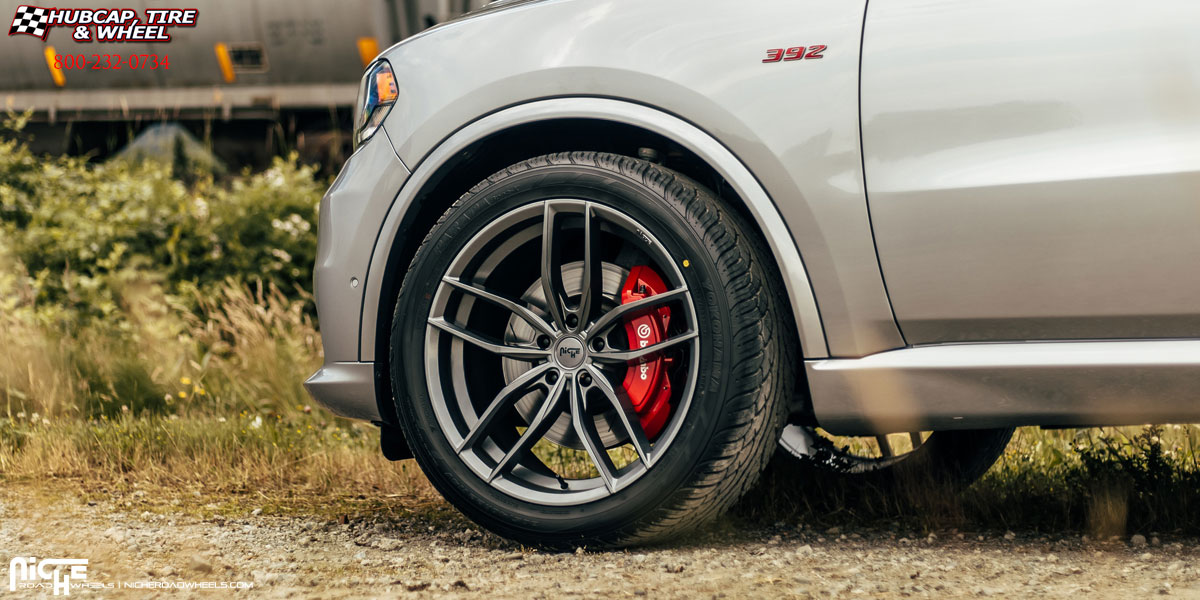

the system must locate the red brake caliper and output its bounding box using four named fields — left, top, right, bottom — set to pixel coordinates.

left=619, top=265, right=674, bottom=440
